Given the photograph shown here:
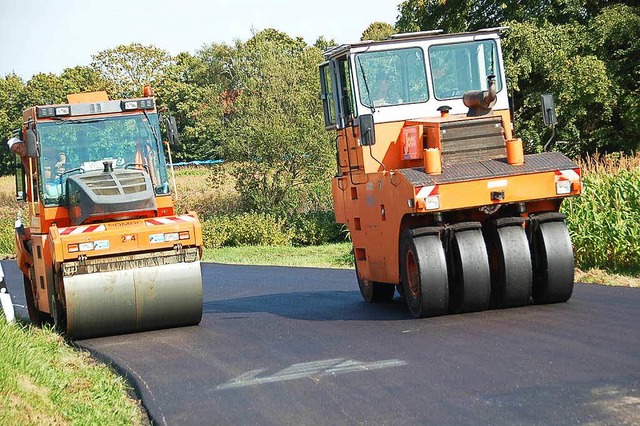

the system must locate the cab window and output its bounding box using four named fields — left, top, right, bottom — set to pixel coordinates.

left=355, top=47, right=429, bottom=108
left=429, top=40, right=503, bottom=100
